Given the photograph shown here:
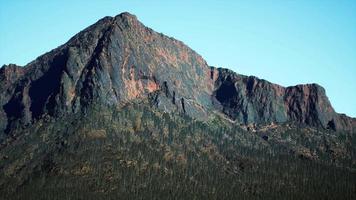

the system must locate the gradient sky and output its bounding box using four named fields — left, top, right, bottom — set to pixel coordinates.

left=1, top=0, right=355, bottom=117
